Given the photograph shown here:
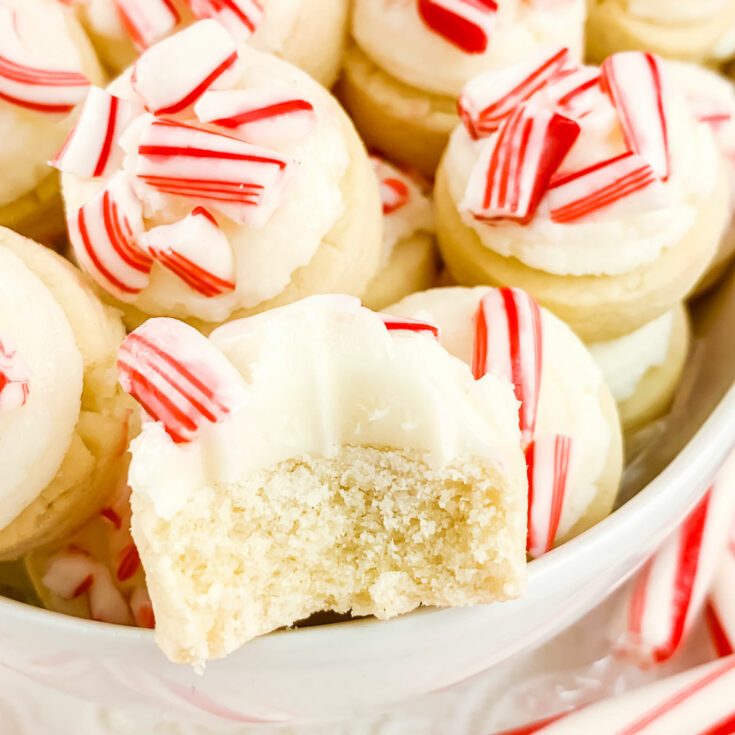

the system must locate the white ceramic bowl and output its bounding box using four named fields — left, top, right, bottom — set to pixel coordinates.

left=2, top=277, right=735, bottom=725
